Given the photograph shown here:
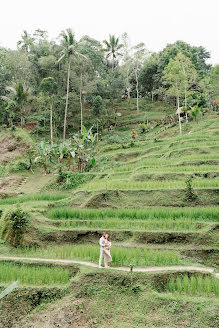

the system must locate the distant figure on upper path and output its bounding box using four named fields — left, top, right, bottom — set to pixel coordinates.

left=99, top=233, right=112, bottom=268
